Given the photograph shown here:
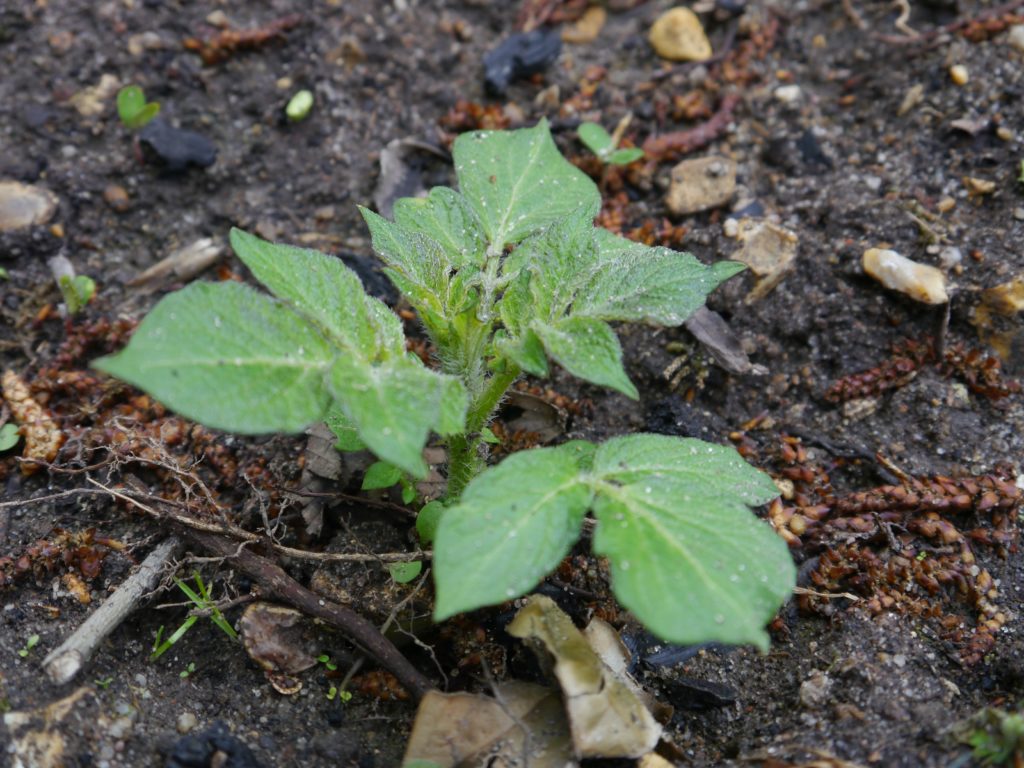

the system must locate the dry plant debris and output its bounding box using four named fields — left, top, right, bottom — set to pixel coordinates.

left=732, top=430, right=1020, bottom=666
